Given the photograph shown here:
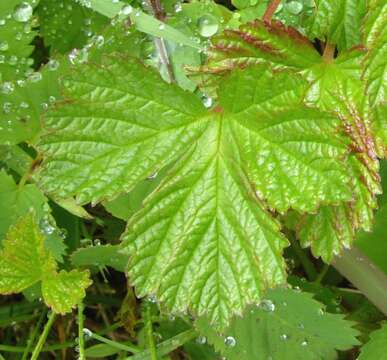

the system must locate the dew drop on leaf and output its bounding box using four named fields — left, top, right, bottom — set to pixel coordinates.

left=196, top=335, right=207, bottom=344
left=13, top=2, right=33, bottom=23
left=286, top=1, right=303, bottom=15
left=280, top=334, right=289, bottom=341
left=301, top=339, right=308, bottom=346
left=0, top=41, right=9, bottom=51
left=120, top=5, right=133, bottom=16
left=224, top=336, right=236, bottom=347
left=202, top=95, right=213, bottom=108
left=197, top=14, right=219, bottom=37
left=259, top=299, right=275, bottom=312
left=82, top=328, right=92, bottom=339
